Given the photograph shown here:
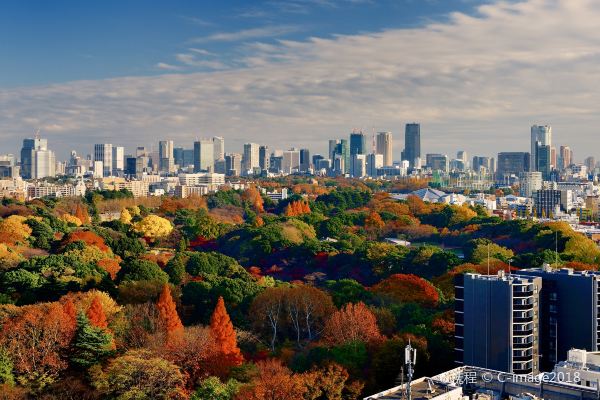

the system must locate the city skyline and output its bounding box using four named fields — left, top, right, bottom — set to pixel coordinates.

left=2, top=0, right=600, bottom=160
